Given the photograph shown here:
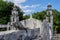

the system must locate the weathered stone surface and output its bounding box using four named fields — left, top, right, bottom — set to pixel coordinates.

left=0, top=28, right=40, bottom=40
